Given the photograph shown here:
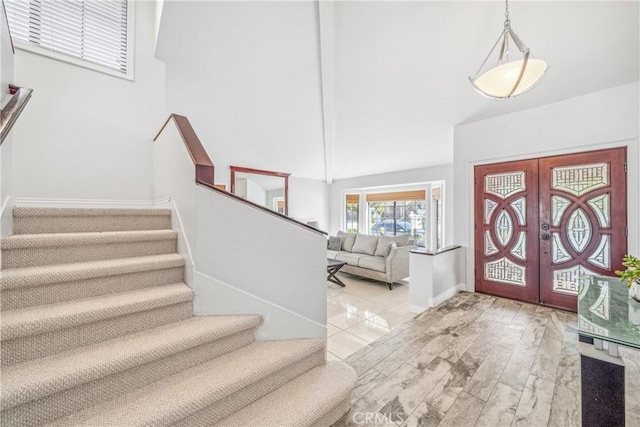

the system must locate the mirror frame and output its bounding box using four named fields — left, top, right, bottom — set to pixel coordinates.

left=230, top=166, right=290, bottom=216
